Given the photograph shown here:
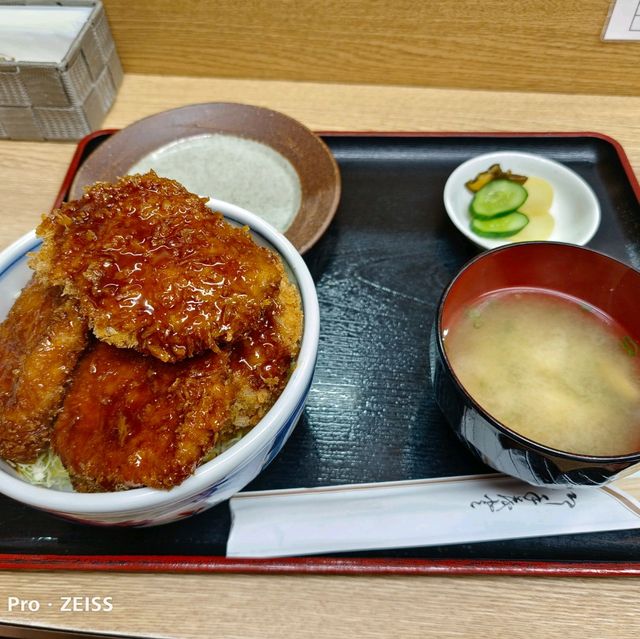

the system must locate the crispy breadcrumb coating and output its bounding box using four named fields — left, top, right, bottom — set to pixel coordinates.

left=0, top=279, right=88, bottom=463
left=53, top=342, right=234, bottom=491
left=52, top=277, right=302, bottom=491
left=32, top=171, right=283, bottom=363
